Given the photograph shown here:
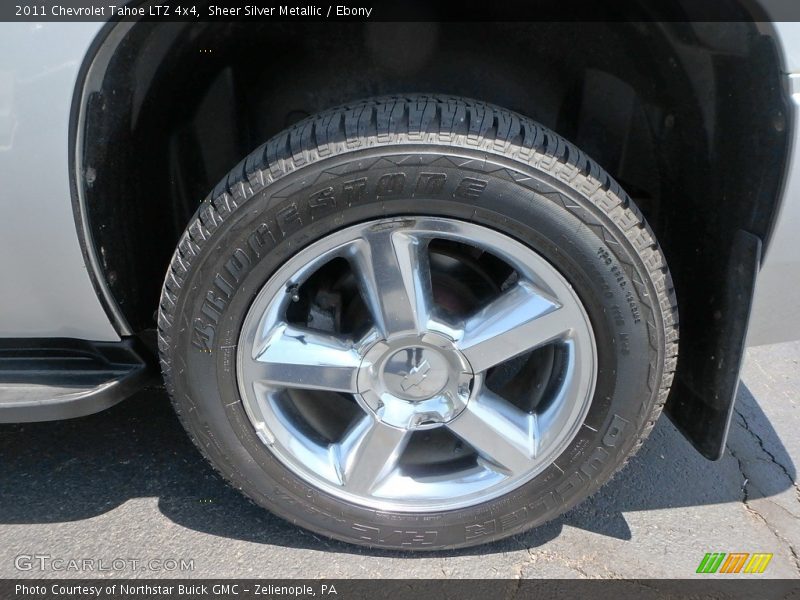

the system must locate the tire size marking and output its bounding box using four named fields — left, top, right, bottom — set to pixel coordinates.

left=597, top=246, right=642, bottom=326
